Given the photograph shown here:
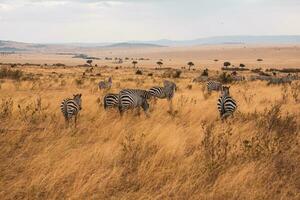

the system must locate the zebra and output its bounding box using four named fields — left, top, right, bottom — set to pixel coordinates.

left=60, top=94, right=82, bottom=127
left=267, top=77, right=293, bottom=85
left=103, top=93, right=119, bottom=110
left=206, top=81, right=222, bottom=93
left=118, top=89, right=150, bottom=117
left=149, top=80, right=176, bottom=111
left=99, top=77, right=112, bottom=90
left=217, top=86, right=237, bottom=120
left=149, top=80, right=176, bottom=100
